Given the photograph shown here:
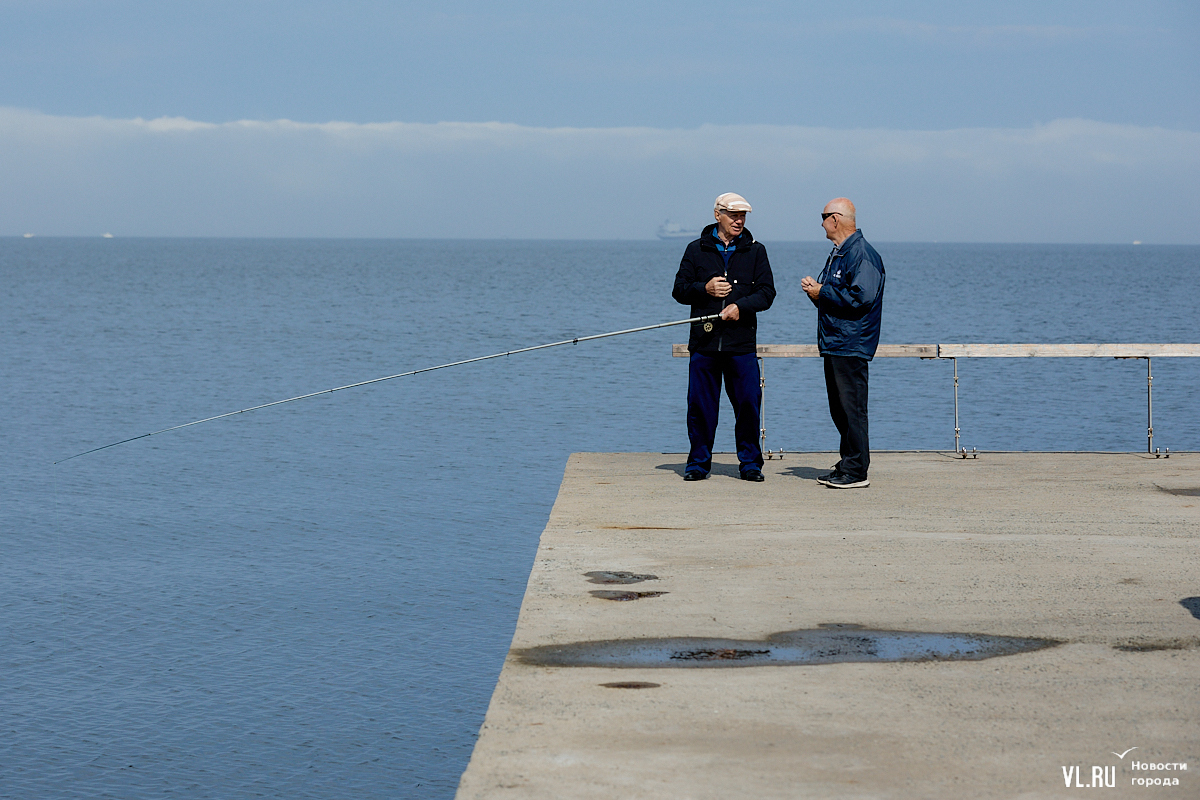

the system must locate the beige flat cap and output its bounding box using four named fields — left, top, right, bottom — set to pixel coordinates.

left=714, top=192, right=752, bottom=213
